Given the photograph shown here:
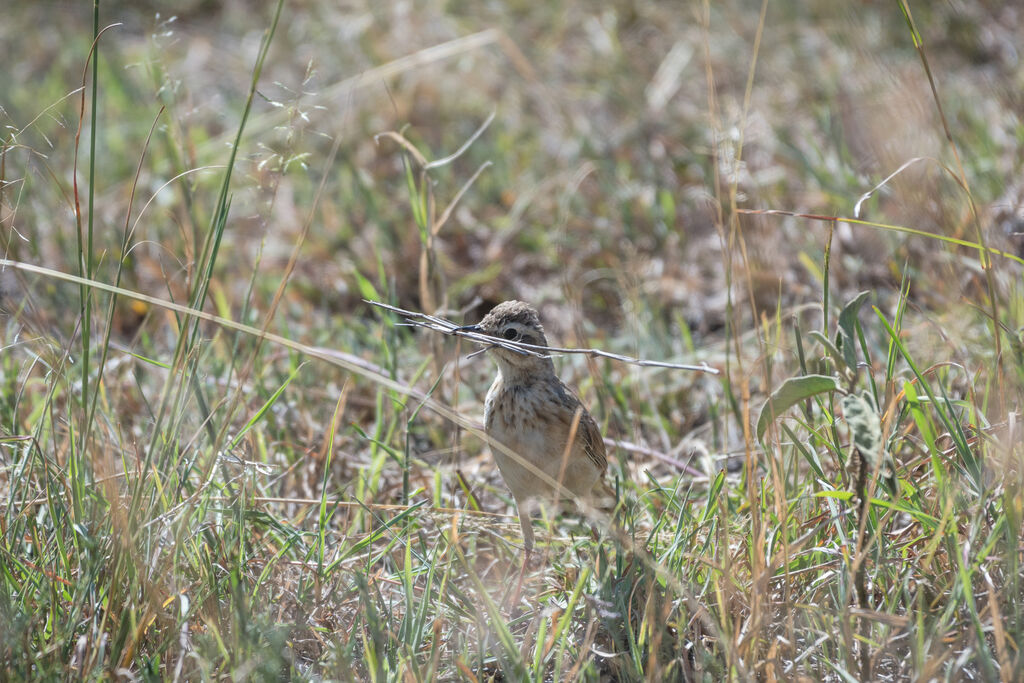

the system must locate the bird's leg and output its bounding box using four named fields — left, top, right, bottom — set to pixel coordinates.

left=518, top=505, right=535, bottom=556
left=507, top=504, right=535, bottom=609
